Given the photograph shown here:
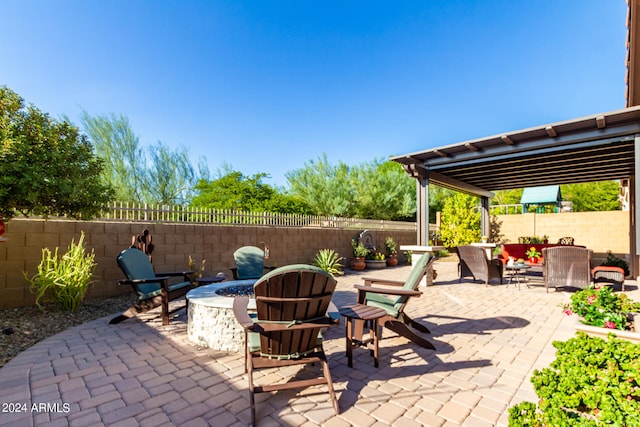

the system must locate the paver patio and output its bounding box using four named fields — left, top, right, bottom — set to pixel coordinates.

left=0, top=260, right=636, bottom=426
